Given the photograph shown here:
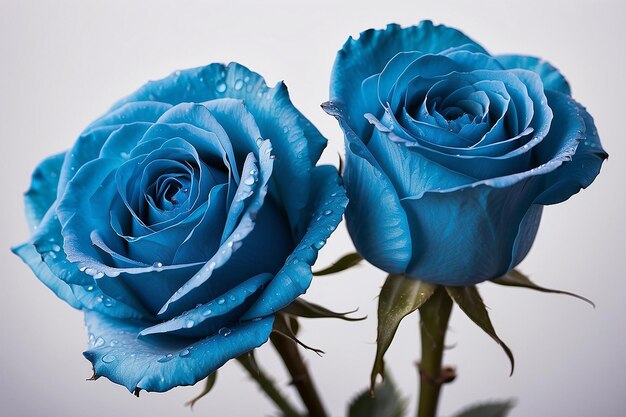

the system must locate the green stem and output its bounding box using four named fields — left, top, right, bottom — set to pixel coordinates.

left=237, top=354, right=304, bottom=417
left=271, top=314, right=329, bottom=417
left=417, top=287, right=454, bottom=417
